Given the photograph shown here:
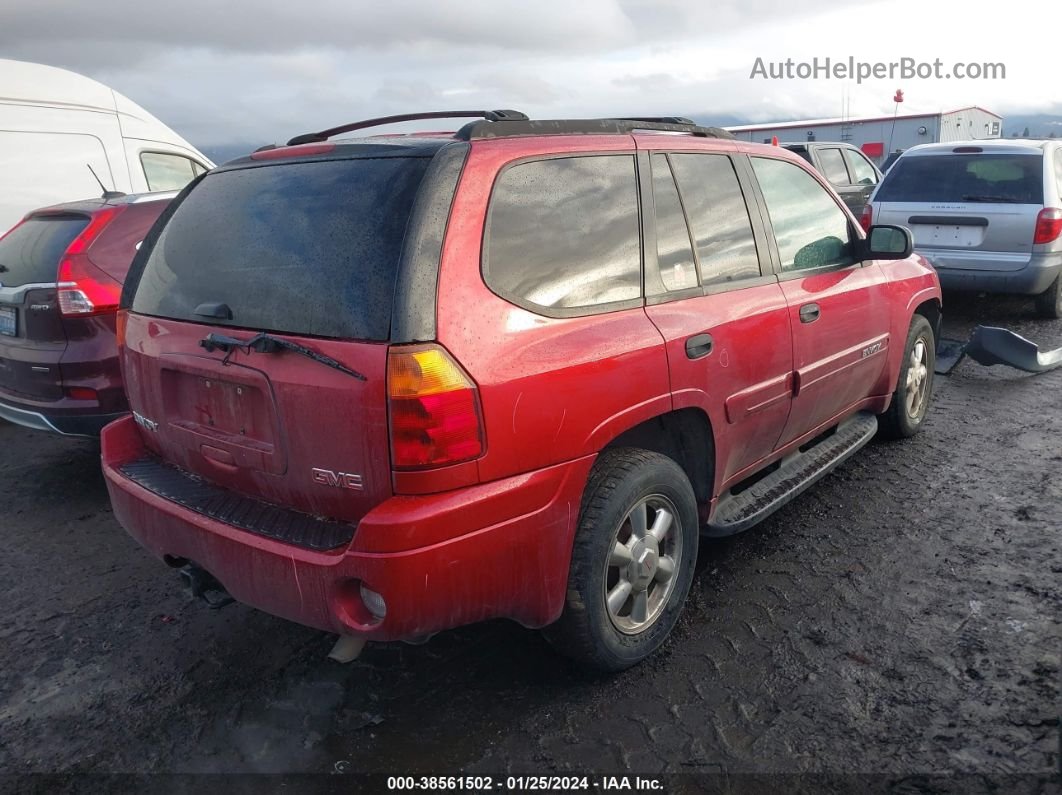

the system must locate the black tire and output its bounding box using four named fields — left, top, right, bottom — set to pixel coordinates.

left=879, top=314, right=935, bottom=440
left=1034, top=274, right=1062, bottom=320
left=543, top=448, right=699, bottom=672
